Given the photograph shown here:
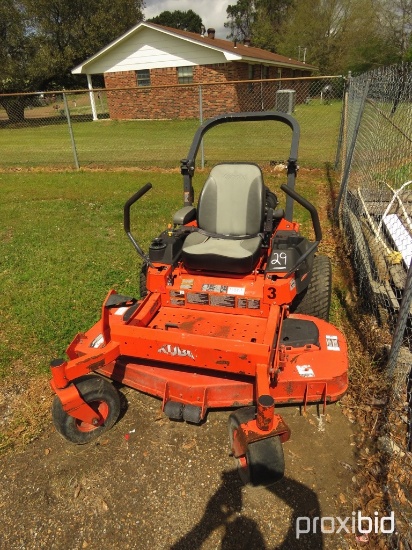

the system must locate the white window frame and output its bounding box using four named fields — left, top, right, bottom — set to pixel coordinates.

left=136, top=69, right=151, bottom=87
left=177, top=66, right=193, bottom=84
